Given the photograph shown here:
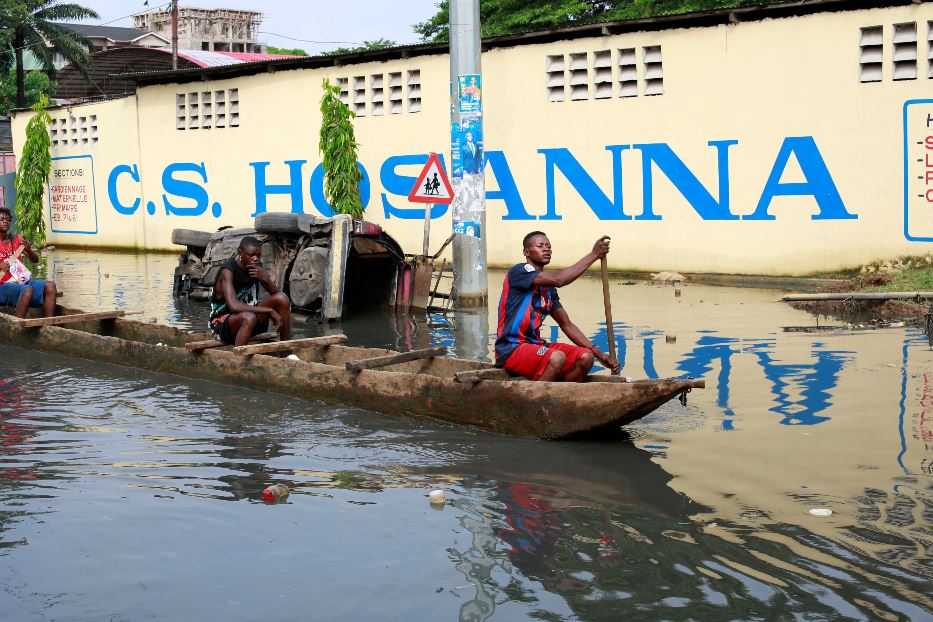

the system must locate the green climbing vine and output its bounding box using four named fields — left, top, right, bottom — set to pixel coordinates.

left=319, top=79, right=364, bottom=219
left=14, top=94, right=52, bottom=248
